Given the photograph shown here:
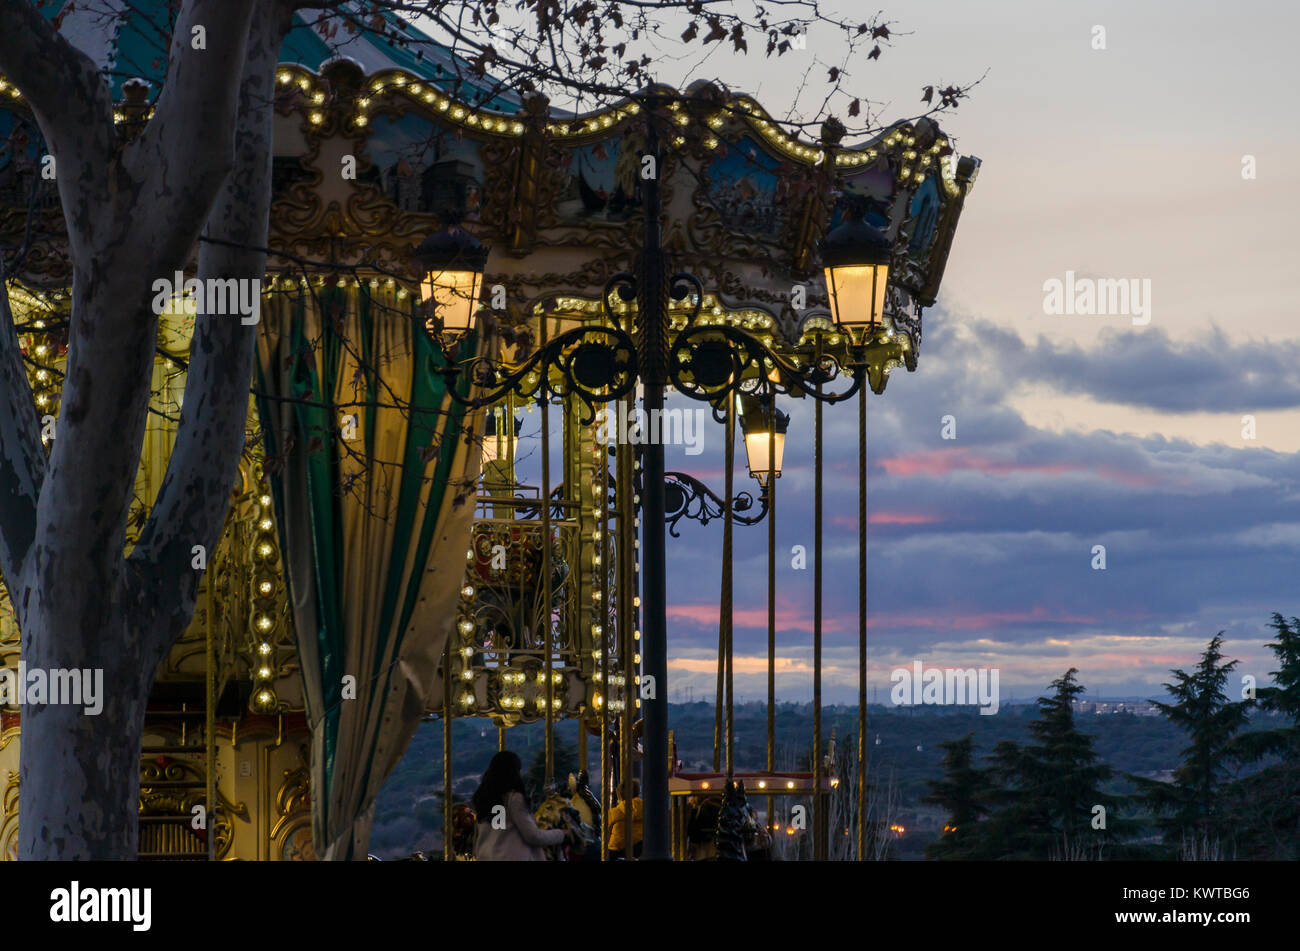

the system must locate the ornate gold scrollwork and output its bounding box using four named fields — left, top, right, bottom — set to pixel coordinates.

left=270, top=748, right=314, bottom=861
left=0, top=771, right=16, bottom=861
